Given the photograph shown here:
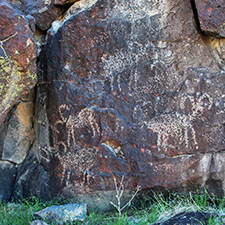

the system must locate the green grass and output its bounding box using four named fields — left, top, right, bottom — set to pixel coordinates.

left=0, top=191, right=225, bottom=224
